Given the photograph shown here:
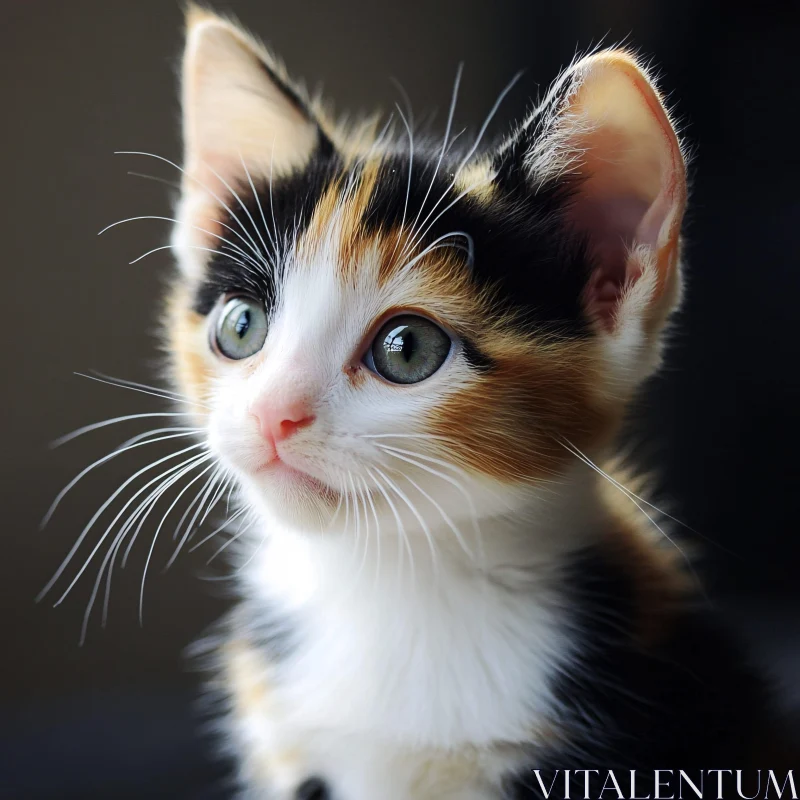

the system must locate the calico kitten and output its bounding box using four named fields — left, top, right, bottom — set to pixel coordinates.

left=60, top=6, right=788, bottom=799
